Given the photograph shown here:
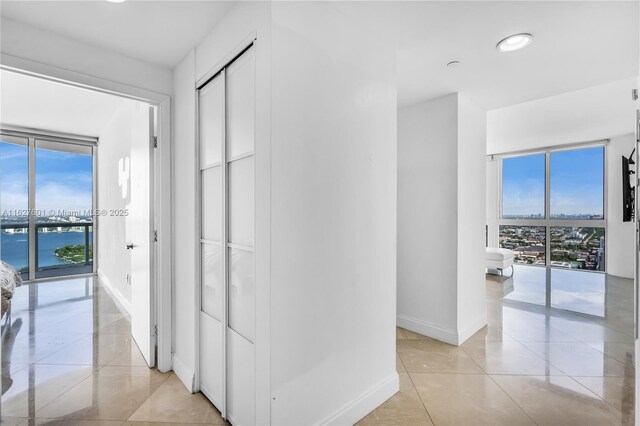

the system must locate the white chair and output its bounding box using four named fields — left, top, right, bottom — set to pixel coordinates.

left=486, top=247, right=514, bottom=276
